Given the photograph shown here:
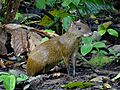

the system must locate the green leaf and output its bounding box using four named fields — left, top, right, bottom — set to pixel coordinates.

left=35, top=0, right=46, bottom=9
left=17, top=74, right=28, bottom=83
left=61, top=81, right=95, bottom=89
left=81, top=44, right=93, bottom=56
left=40, top=9, right=69, bottom=26
left=107, top=29, right=118, bottom=37
left=99, top=50, right=108, bottom=55
left=0, top=72, right=9, bottom=75
left=93, top=42, right=106, bottom=48
left=71, top=0, right=80, bottom=6
left=46, top=0, right=56, bottom=7
left=4, top=75, right=16, bottom=90
left=62, top=16, right=72, bottom=31
left=102, top=21, right=112, bottom=29
left=14, top=12, right=23, bottom=20
left=62, top=0, right=72, bottom=7
left=98, top=24, right=106, bottom=36
left=0, top=75, right=8, bottom=83
left=40, top=37, right=49, bottom=44
left=82, top=37, right=93, bottom=44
